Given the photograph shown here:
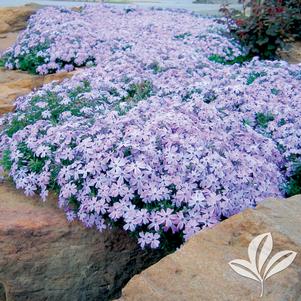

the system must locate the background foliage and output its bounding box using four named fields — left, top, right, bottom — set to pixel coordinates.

left=221, top=0, right=301, bottom=59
